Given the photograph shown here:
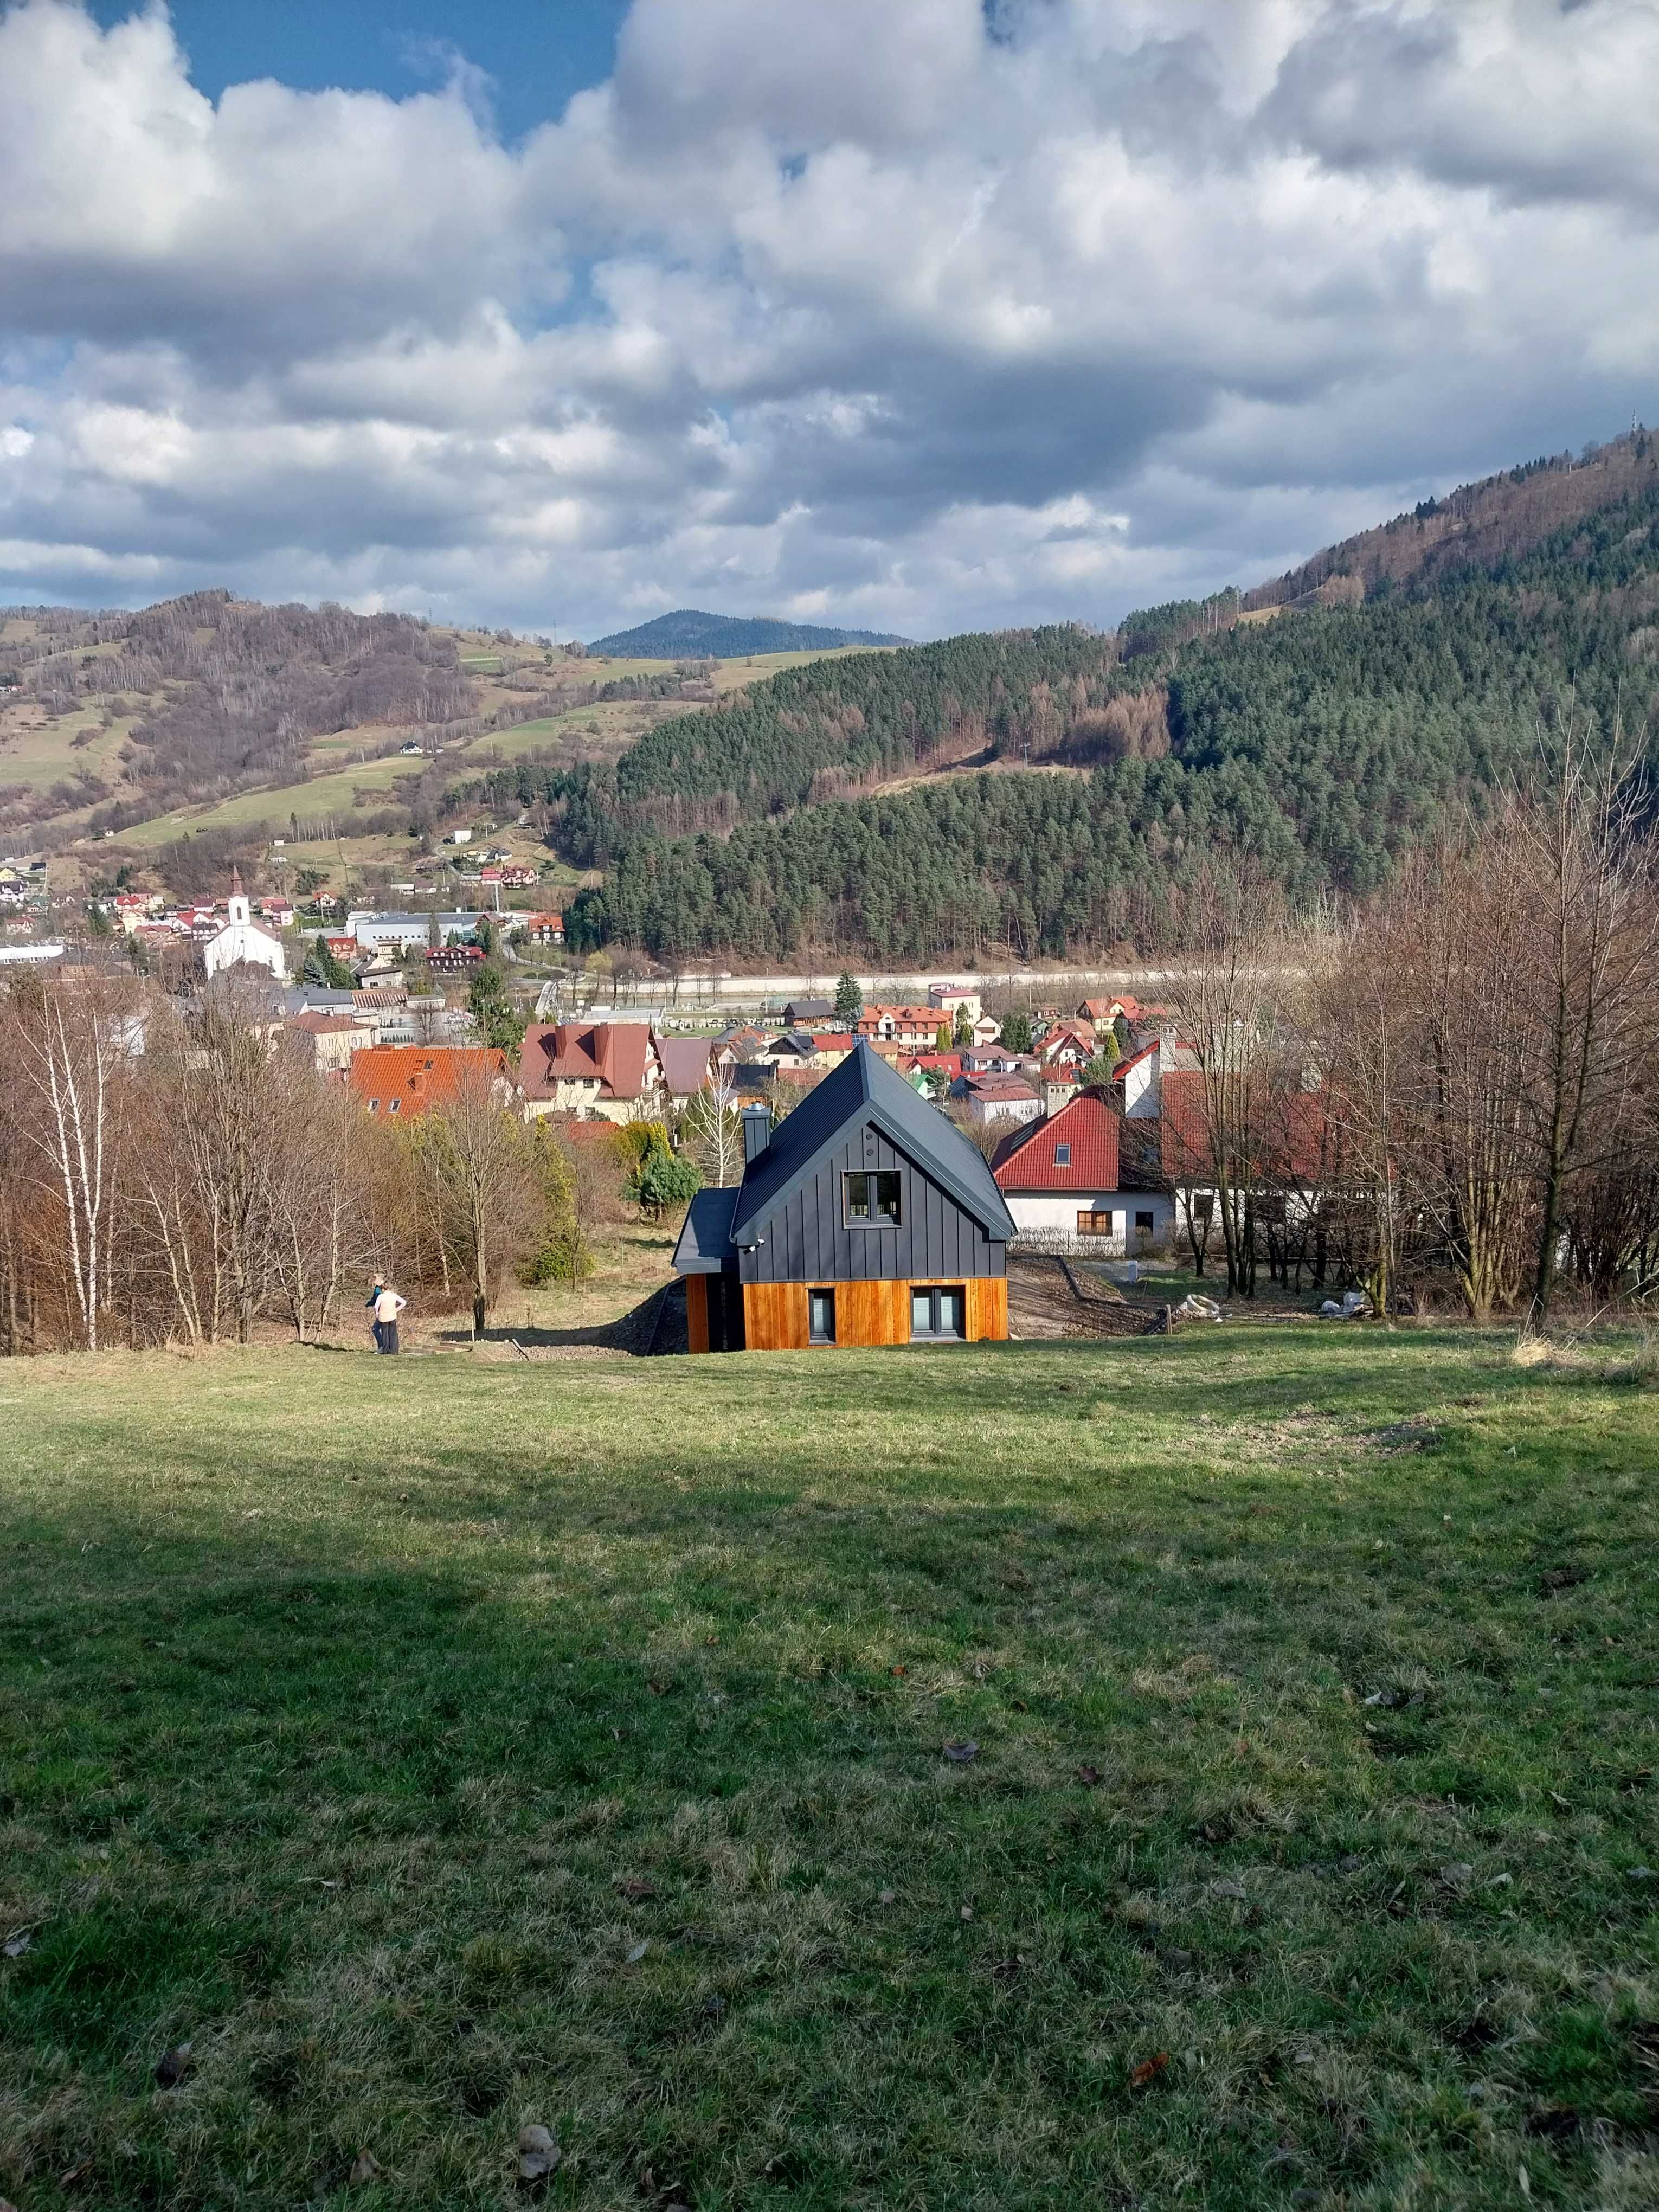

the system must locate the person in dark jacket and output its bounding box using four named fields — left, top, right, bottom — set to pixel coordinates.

left=366, top=1277, right=386, bottom=1352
